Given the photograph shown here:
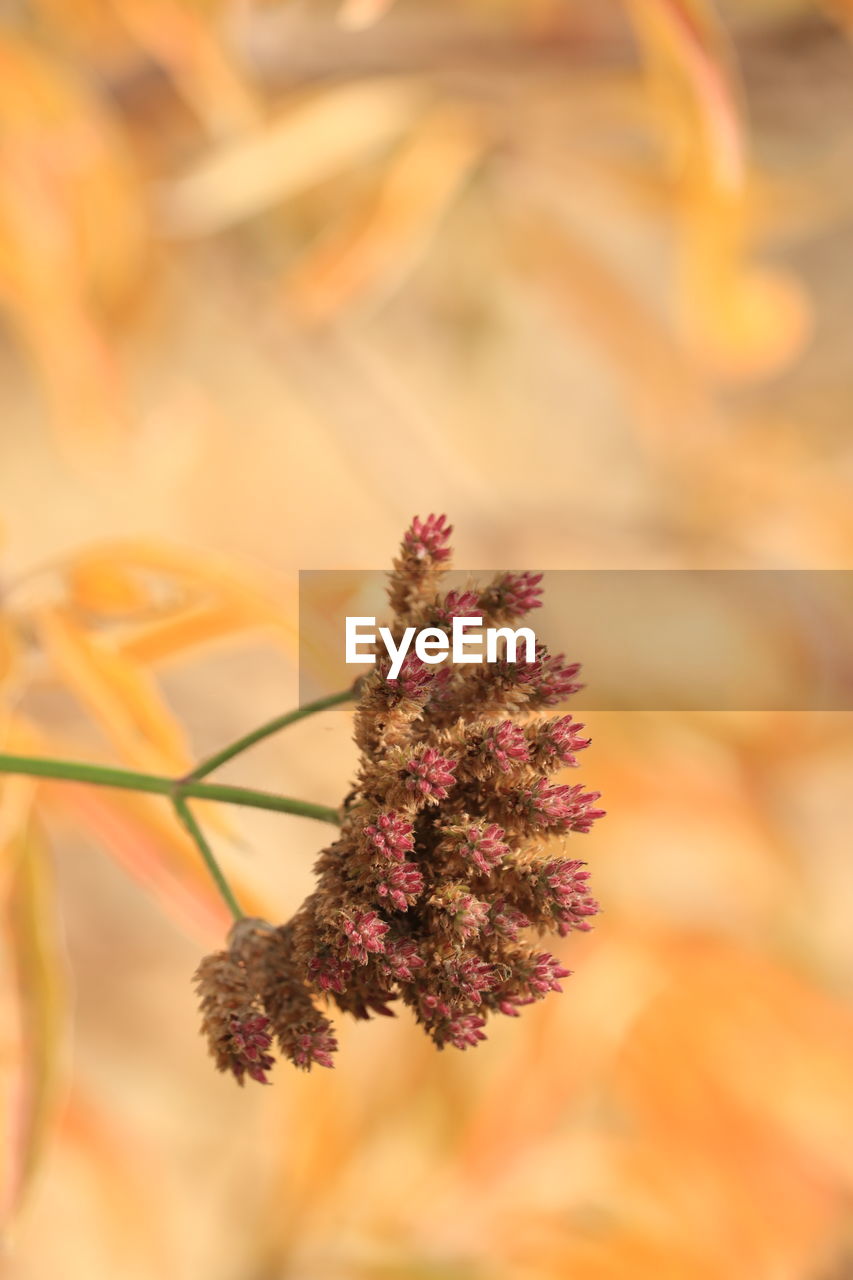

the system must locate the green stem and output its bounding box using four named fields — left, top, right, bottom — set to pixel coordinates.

left=0, top=753, right=341, bottom=826
left=184, top=687, right=356, bottom=781
left=173, top=794, right=244, bottom=921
